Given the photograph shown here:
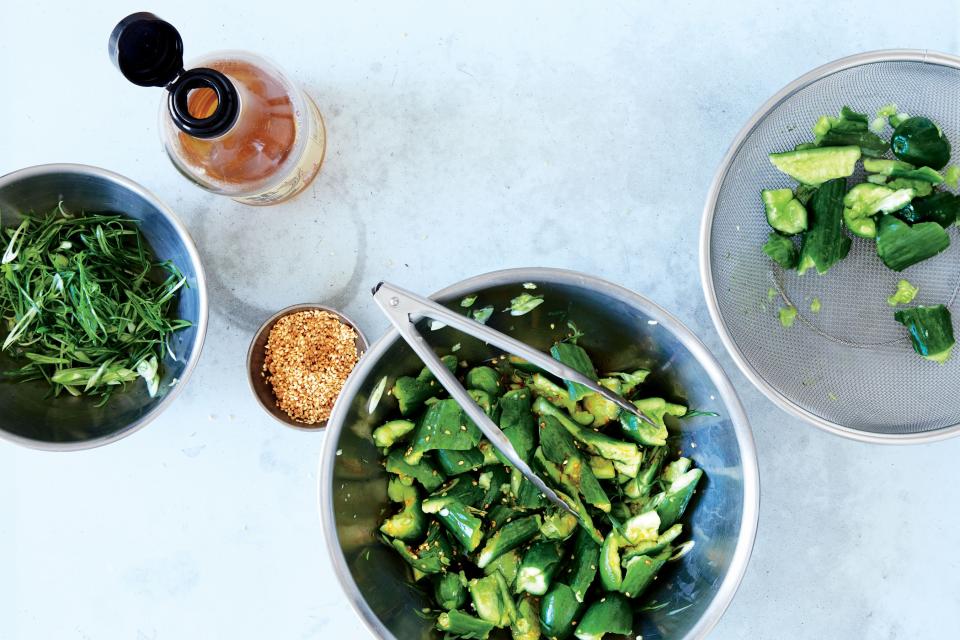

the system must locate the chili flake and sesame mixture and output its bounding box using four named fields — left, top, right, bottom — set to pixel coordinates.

left=263, top=310, right=360, bottom=424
